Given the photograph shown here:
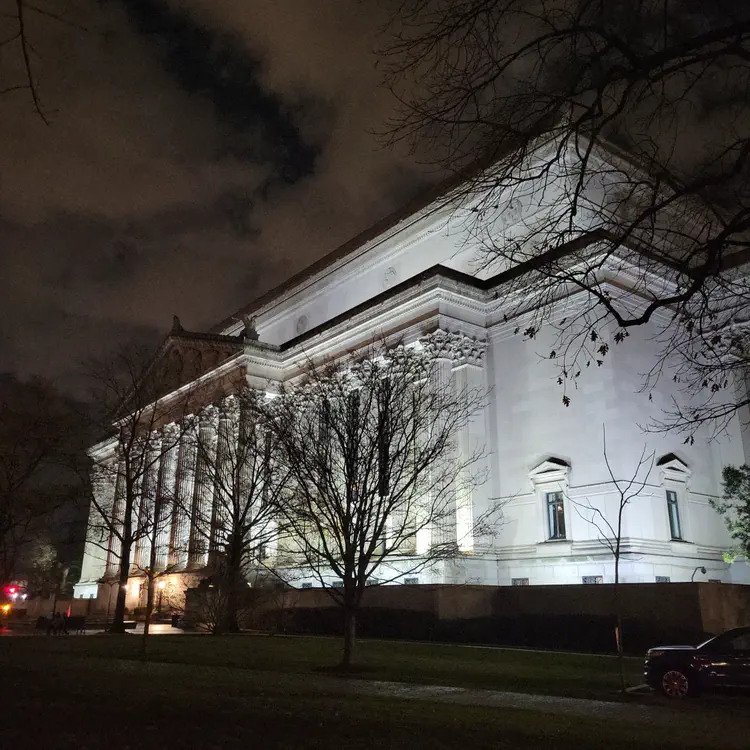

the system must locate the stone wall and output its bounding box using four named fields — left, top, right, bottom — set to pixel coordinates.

left=248, top=582, right=750, bottom=652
